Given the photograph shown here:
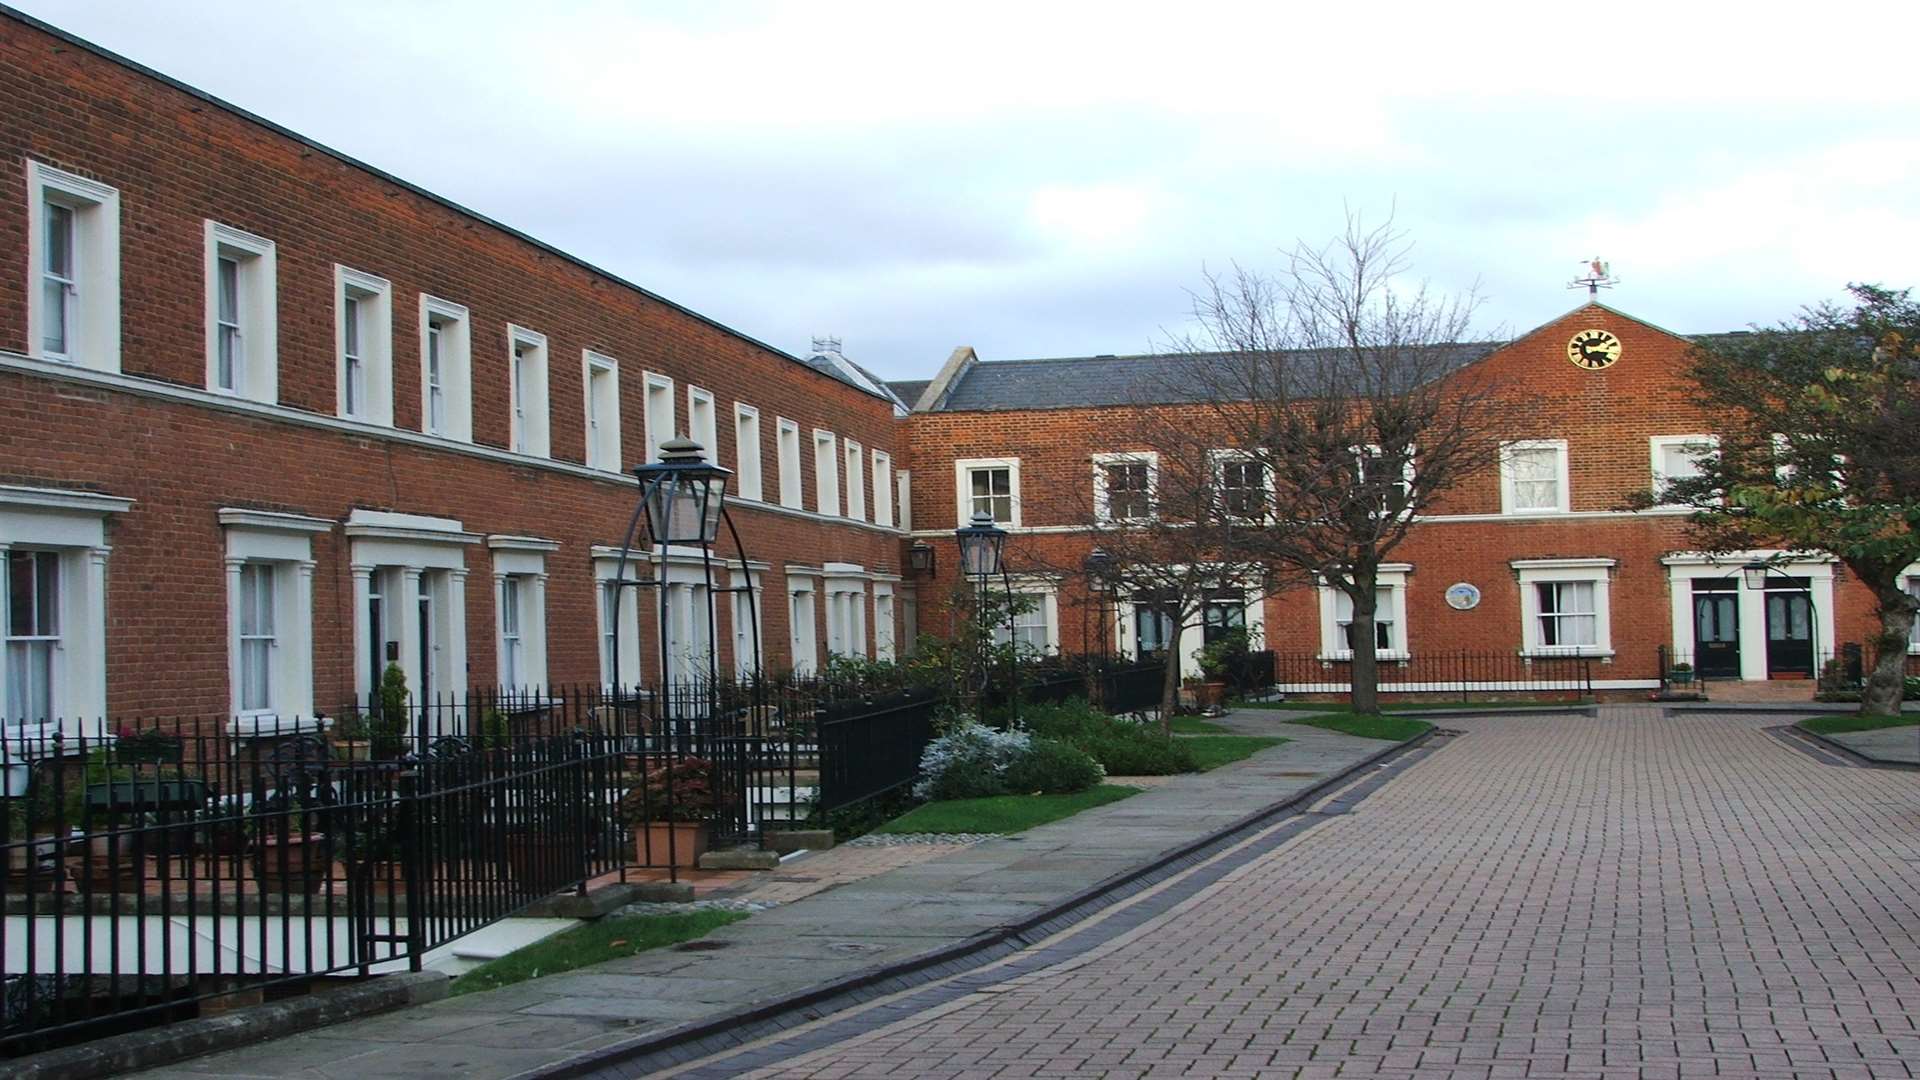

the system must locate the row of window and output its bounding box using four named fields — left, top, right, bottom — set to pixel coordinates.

left=23, top=160, right=905, bottom=526
left=954, top=435, right=1718, bottom=529
left=0, top=497, right=913, bottom=730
